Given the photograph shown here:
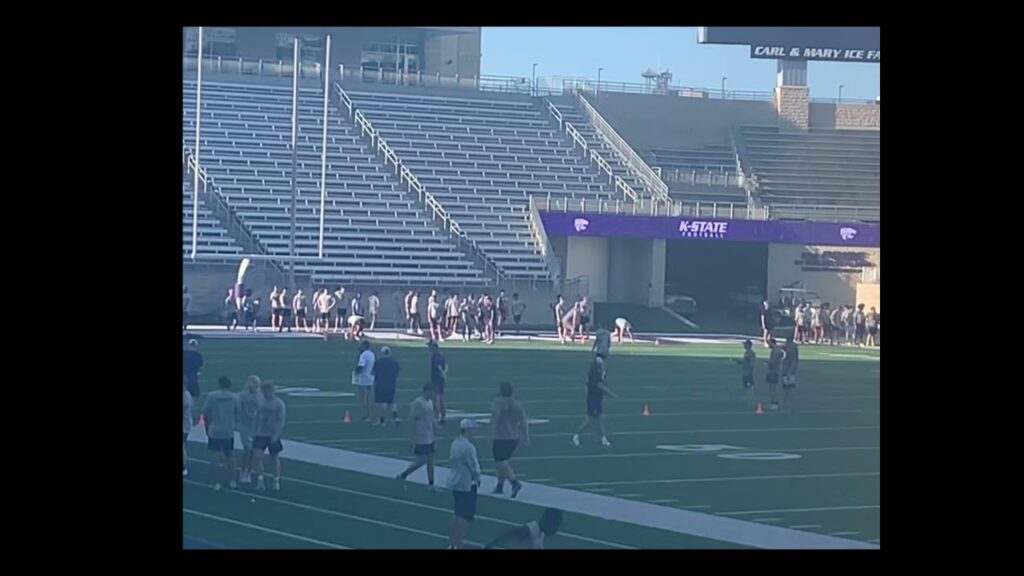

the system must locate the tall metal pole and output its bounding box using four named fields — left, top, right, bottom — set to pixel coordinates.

left=288, top=38, right=299, bottom=288
left=318, top=35, right=331, bottom=259
left=191, top=26, right=203, bottom=261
